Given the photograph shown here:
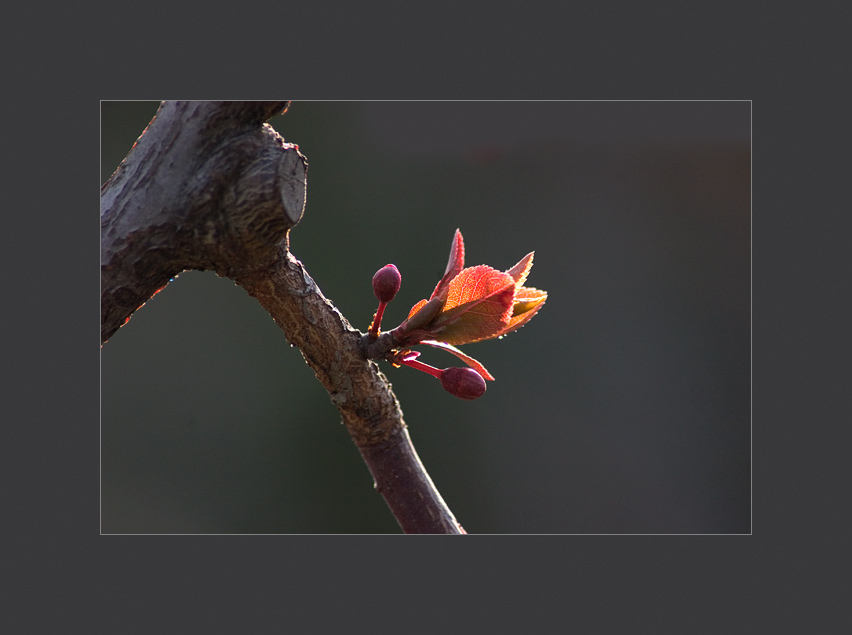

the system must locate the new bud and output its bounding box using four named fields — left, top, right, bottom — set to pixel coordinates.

left=373, top=264, right=401, bottom=303
left=440, top=367, right=487, bottom=400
